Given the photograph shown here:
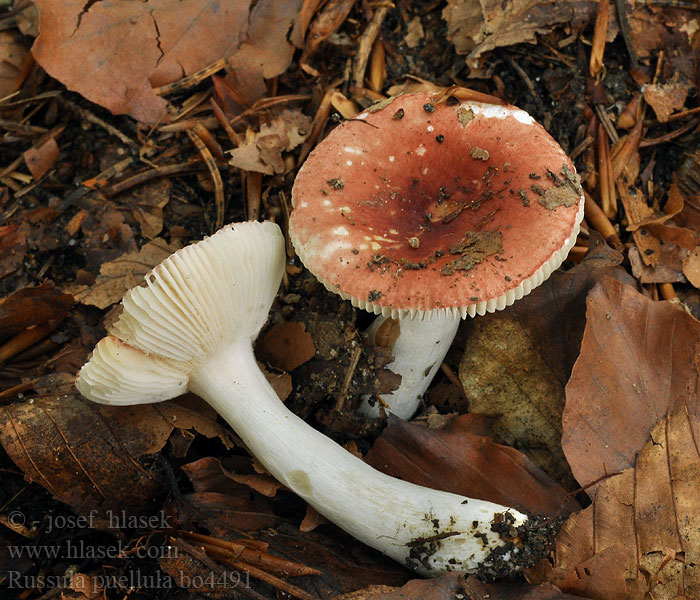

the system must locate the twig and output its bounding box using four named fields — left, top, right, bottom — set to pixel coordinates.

left=505, top=55, right=546, bottom=114
left=102, top=162, right=208, bottom=197
left=597, top=123, right=617, bottom=218
left=298, top=86, right=335, bottom=164
left=187, top=128, right=225, bottom=230
left=583, top=190, right=624, bottom=252
left=57, top=96, right=139, bottom=148
left=335, top=344, right=362, bottom=412
left=211, top=97, right=242, bottom=146
left=659, top=282, right=676, bottom=300
left=245, top=171, right=262, bottom=221
left=594, top=103, right=619, bottom=144
left=615, top=0, right=639, bottom=68
left=439, top=361, right=462, bottom=390
left=352, top=3, right=393, bottom=89
left=640, top=118, right=699, bottom=147
left=152, top=58, right=227, bottom=96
